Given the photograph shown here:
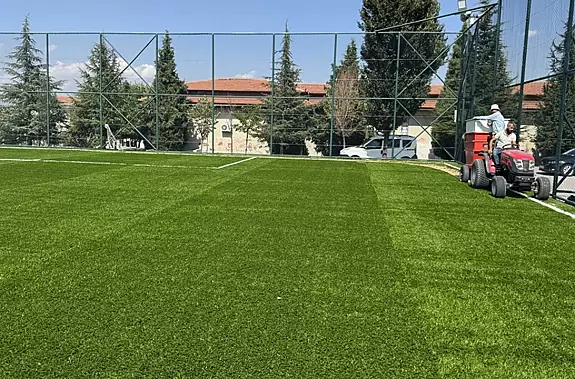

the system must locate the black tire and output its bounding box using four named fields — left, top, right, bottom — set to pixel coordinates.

left=459, top=165, right=470, bottom=182
left=533, top=176, right=551, bottom=200
left=470, top=159, right=489, bottom=188
left=561, top=164, right=573, bottom=176
left=491, top=176, right=507, bottom=198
